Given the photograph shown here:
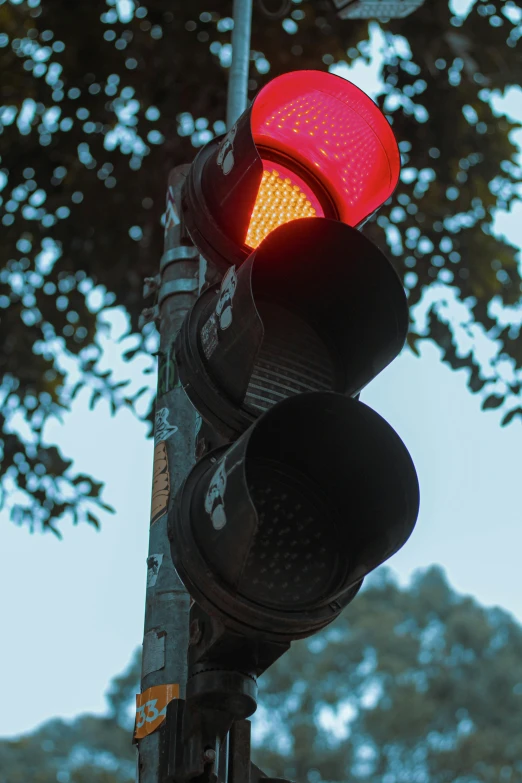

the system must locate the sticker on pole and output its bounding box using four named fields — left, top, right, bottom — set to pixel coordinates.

left=151, top=440, right=170, bottom=525
left=146, top=554, right=164, bottom=588
left=155, top=407, right=178, bottom=444
left=134, top=683, right=180, bottom=739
